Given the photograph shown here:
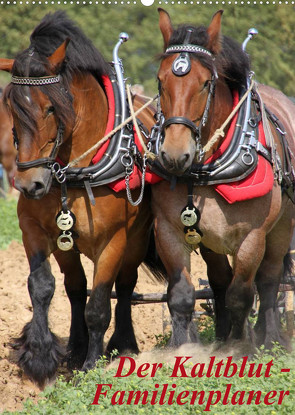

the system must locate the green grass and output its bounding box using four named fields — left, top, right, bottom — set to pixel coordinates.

left=0, top=197, right=22, bottom=249
left=2, top=342, right=295, bottom=415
